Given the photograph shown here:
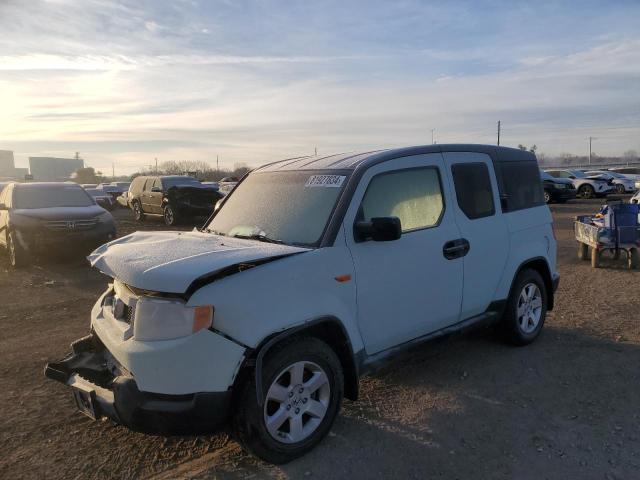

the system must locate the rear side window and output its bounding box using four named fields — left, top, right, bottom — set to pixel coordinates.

left=143, top=178, right=157, bottom=191
left=451, top=163, right=495, bottom=219
left=360, top=167, right=444, bottom=232
left=499, top=161, right=545, bottom=212
left=130, top=177, right=145, bottom=194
